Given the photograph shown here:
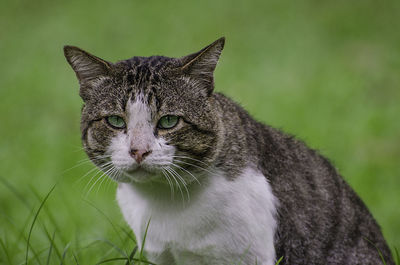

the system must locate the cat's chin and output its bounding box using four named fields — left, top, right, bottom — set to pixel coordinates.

left=119, top=167, right=163, bottom=183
